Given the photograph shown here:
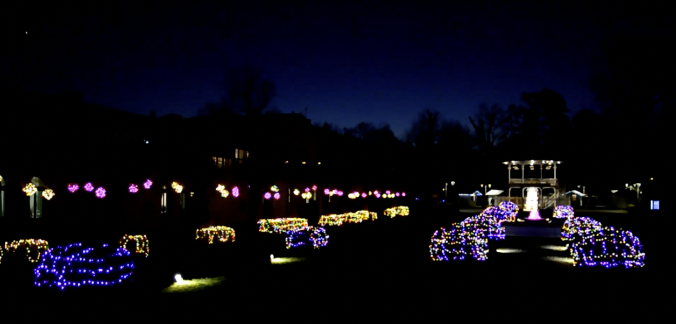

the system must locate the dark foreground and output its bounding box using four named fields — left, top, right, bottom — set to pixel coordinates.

left=0, top=209, right=668, bottom=318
